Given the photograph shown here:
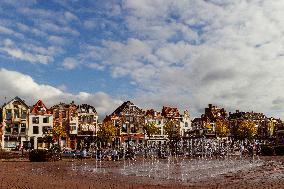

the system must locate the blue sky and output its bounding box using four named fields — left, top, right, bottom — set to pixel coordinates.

left=0, top=0, right=132, bottom=95
left=0, top=0, right=284, bottom=118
